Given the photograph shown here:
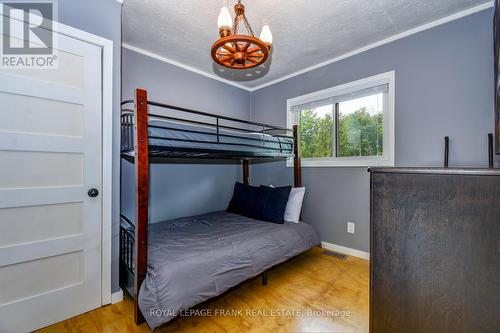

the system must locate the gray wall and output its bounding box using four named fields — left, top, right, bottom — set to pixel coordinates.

left=57, top=0, right=123, bottom=293
left=250, top=9, right=498, bottom=253
left=58, top=3, right=497, bottom=293
left=121, top=47, right=251, bottom=223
